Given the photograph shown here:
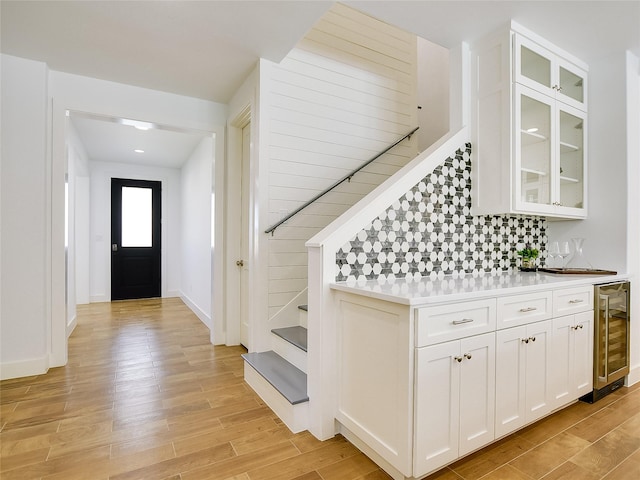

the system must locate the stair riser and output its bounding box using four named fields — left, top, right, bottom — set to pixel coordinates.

left=244, top=362, right=309, bottom=433
left=271, top=334, right=307, bottom=373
